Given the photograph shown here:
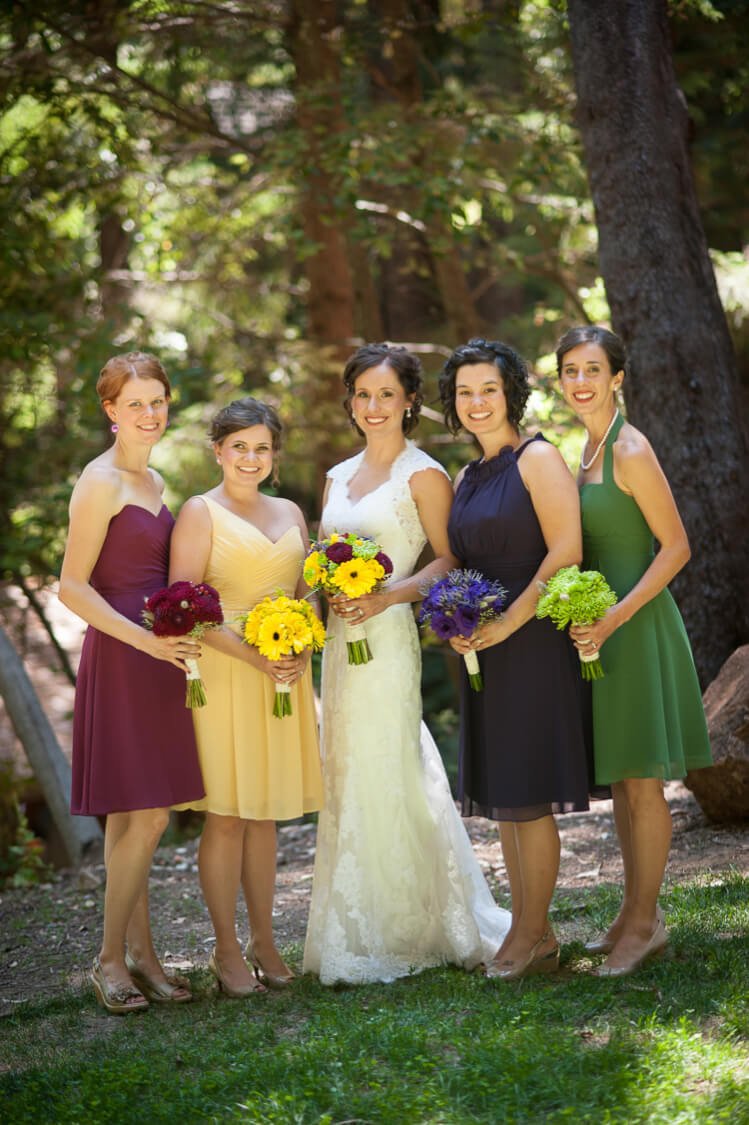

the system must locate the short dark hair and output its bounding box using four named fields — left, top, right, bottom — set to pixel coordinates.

left=208, top=397, right=283, bottom=451
left=438, top=338, right=530, bottom=435
left=555, top=325, right=628, bottom=379
left=342, top=343, right=423, bottom=437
